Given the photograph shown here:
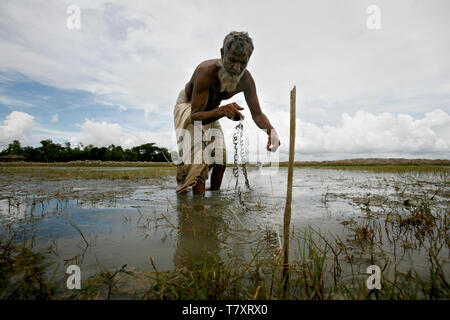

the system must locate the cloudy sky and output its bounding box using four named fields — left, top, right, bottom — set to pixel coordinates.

left=0, top=0, right=449, bottom=161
